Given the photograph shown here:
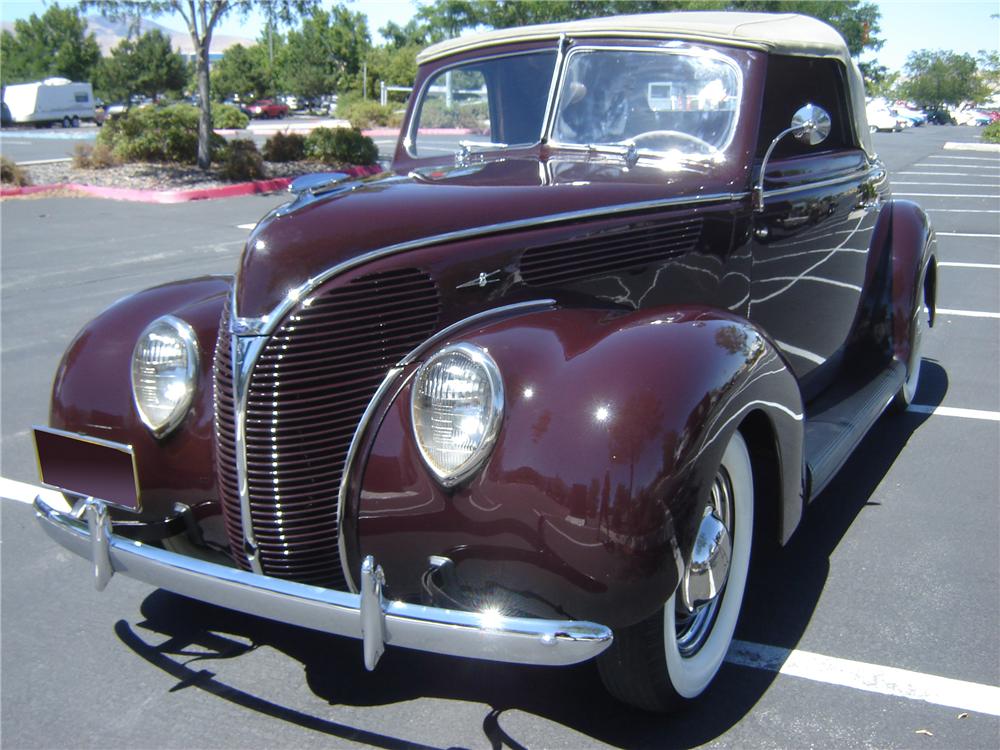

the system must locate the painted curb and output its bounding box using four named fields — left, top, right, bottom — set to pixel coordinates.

left=944, top=141, right=1000, bottom=153
left=0, top=164, right=382, bottom=203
